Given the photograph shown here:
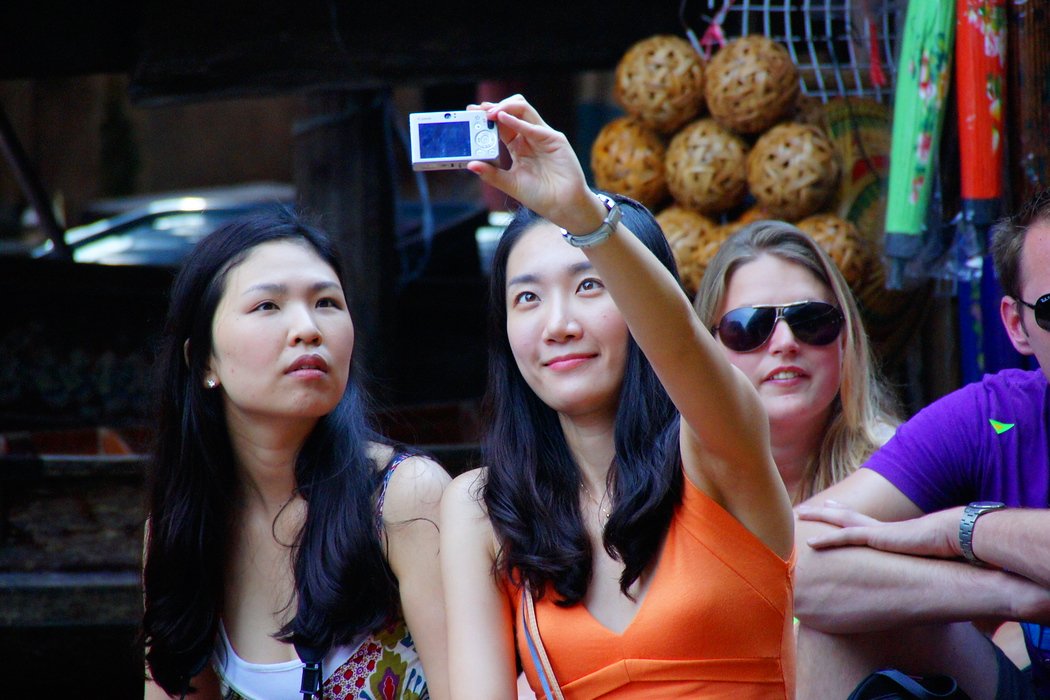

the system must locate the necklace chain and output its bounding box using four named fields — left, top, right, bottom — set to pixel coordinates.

left=580, top=482, right=611, bottom=521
